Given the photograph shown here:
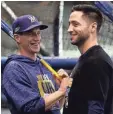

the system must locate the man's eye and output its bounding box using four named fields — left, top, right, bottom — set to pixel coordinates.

left=37, top=32, right=40, bottom=35
left=28, top=33, right=33, bottom=36
left=73, top=23, right=78, bottom=27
